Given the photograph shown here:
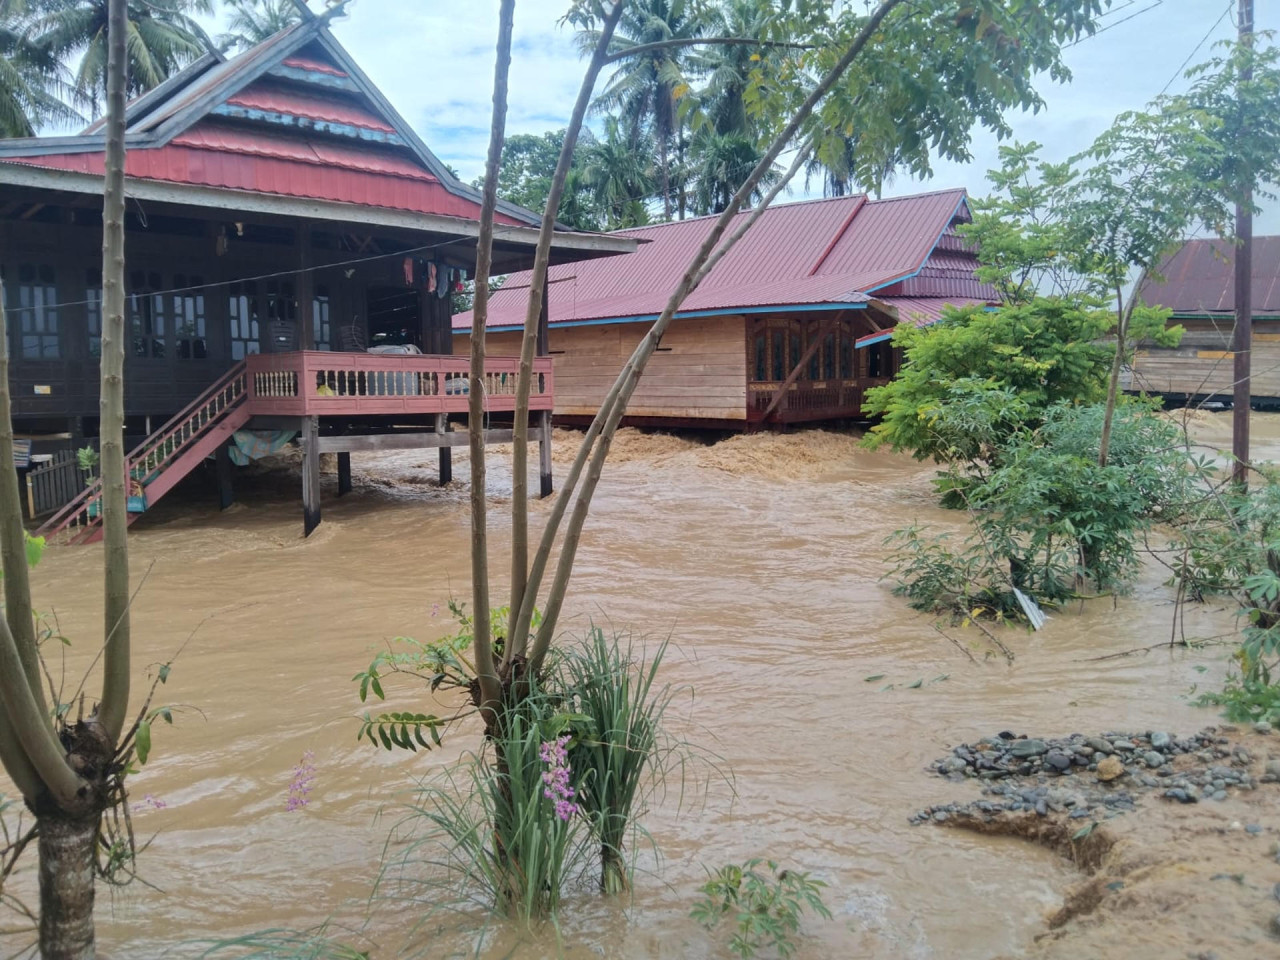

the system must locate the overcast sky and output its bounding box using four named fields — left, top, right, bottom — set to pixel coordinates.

left=232, top=0, right=1279, bottom=233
